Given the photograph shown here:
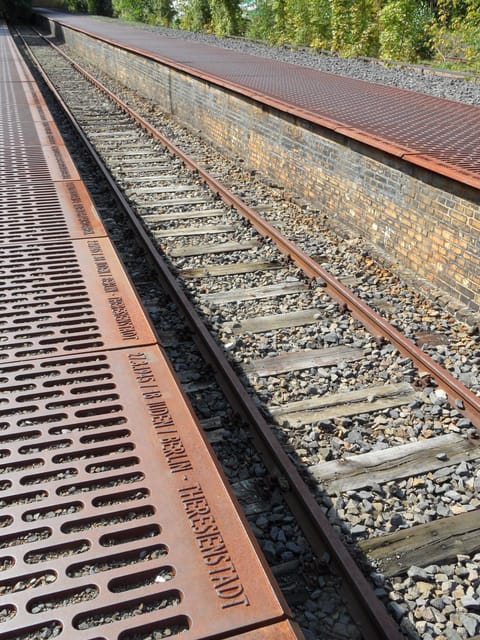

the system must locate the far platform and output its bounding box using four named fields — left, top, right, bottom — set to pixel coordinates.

left=33, top=8, right=480, bottom=189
